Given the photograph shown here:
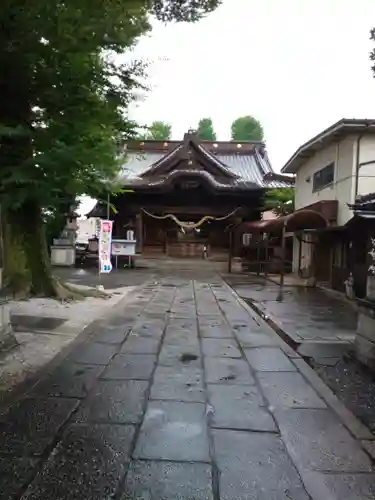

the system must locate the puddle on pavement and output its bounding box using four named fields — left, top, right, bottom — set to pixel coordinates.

left=179, top=353, right=198, bottom=363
